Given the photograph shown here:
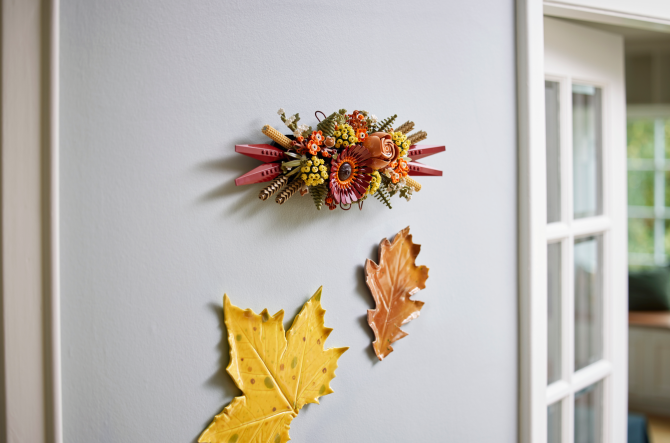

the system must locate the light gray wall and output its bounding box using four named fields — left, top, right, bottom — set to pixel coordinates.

left=60, top=1, right=518, bottom=442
